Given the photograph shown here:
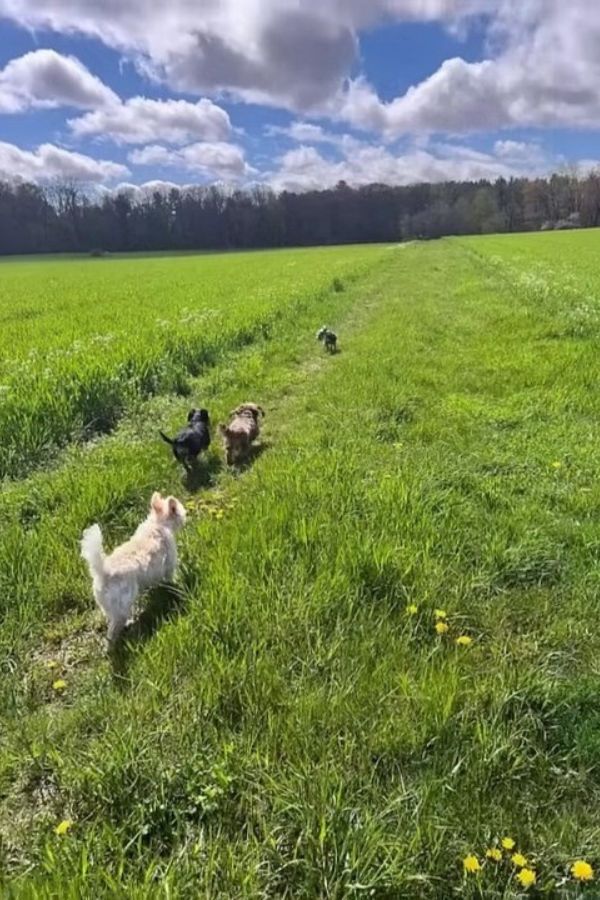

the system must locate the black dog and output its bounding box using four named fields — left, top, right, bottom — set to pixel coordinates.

left=160, top=408, right=211, bottom=469
left=317, top=326, right=337, bottom=353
